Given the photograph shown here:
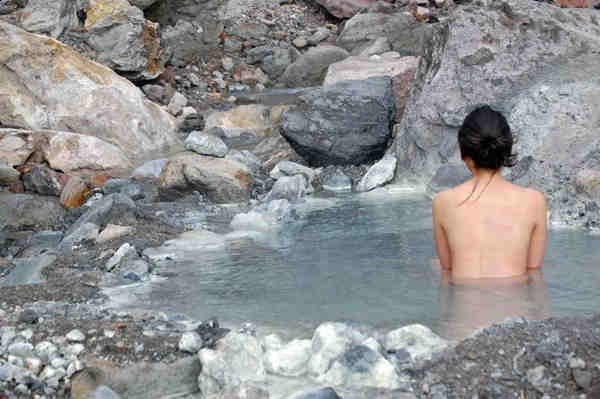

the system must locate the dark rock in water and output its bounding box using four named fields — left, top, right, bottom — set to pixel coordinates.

left=281, top=77, right=395, bottom=166
left=22, top=165, right=67, bottom=197
left=427, top=163, right=471, bottom=194
left=293, top=387, right=342, bottom=399
left=18, top=309, right=39, bottom=324
left=196, top=318, right=230, bottom=349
